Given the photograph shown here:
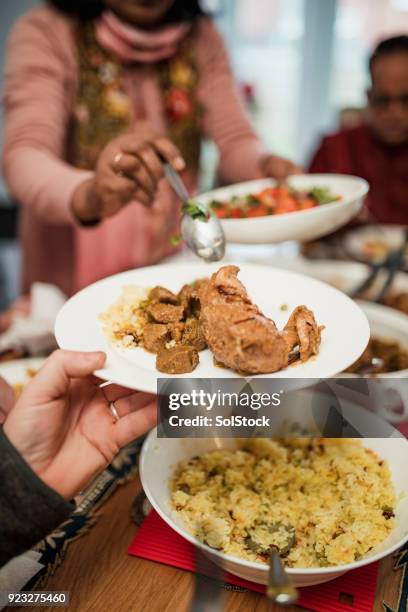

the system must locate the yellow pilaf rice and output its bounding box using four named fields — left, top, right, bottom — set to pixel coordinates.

left=170, top=438, right=396, bottom=568
left=99, top=285, right=150, bottom=348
